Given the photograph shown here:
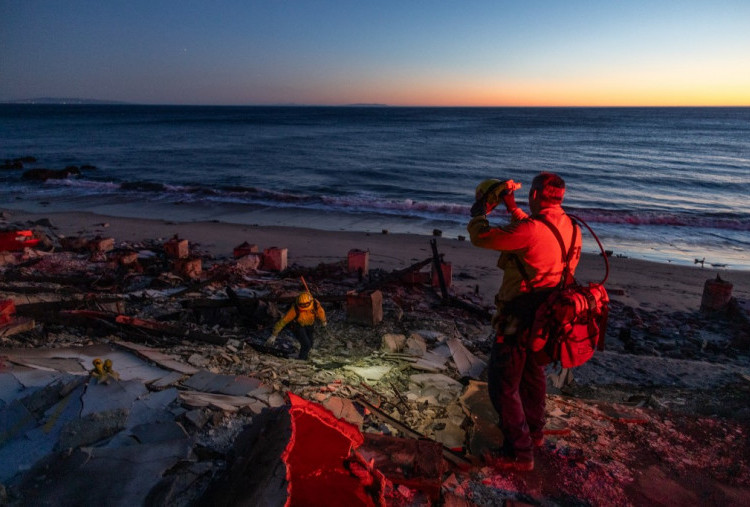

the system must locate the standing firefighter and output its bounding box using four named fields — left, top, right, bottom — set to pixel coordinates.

left=467, top=172, right=581, bottom=471
left=266, top=291, right=327, bottom=360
